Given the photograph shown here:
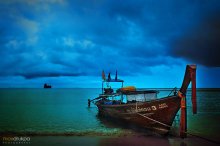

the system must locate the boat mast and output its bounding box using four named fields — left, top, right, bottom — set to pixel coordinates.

left=178, top=65, right=197, bottom=138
